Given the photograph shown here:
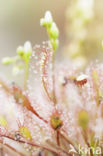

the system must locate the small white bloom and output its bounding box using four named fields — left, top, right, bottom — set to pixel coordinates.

left=2, top=57, right=12, bottom=65
left=24, top=41, right=32, bottom=53
left=44, top=11, right=53, bottom=24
